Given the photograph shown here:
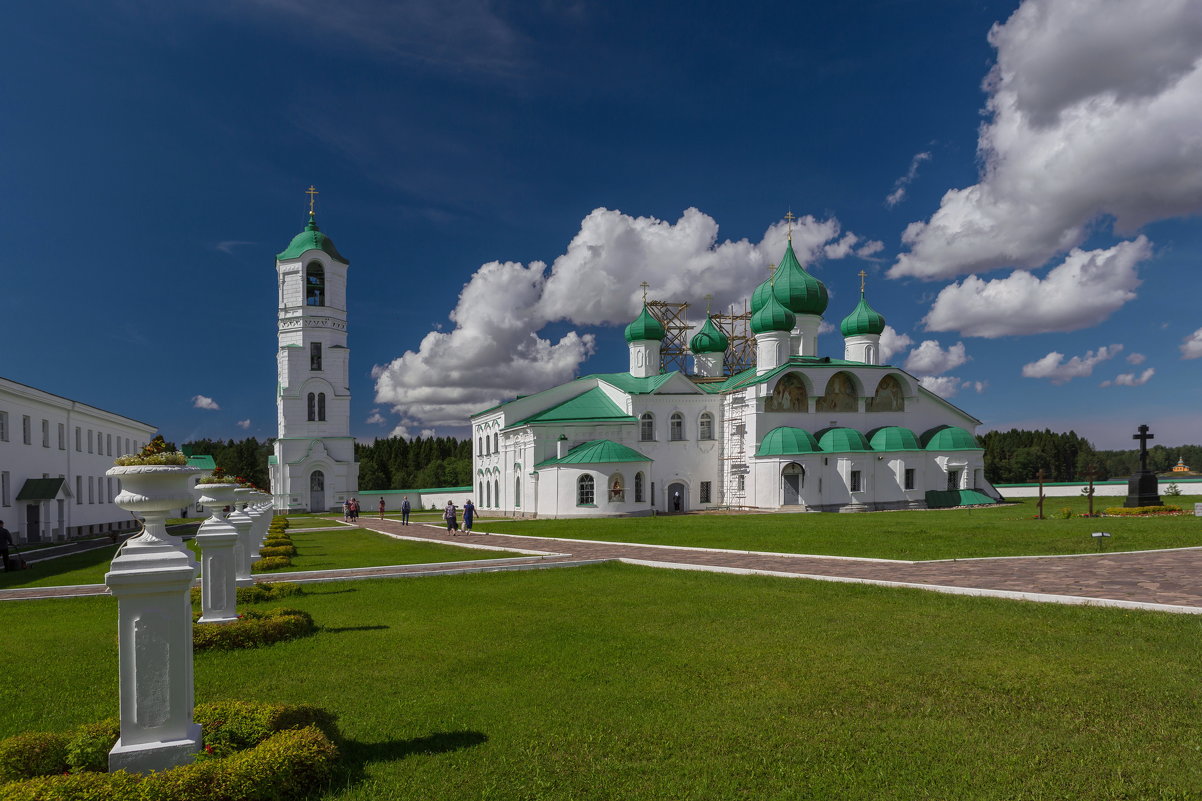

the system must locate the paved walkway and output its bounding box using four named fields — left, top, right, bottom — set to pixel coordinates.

left=5, top=518, right=1202, bottom=614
